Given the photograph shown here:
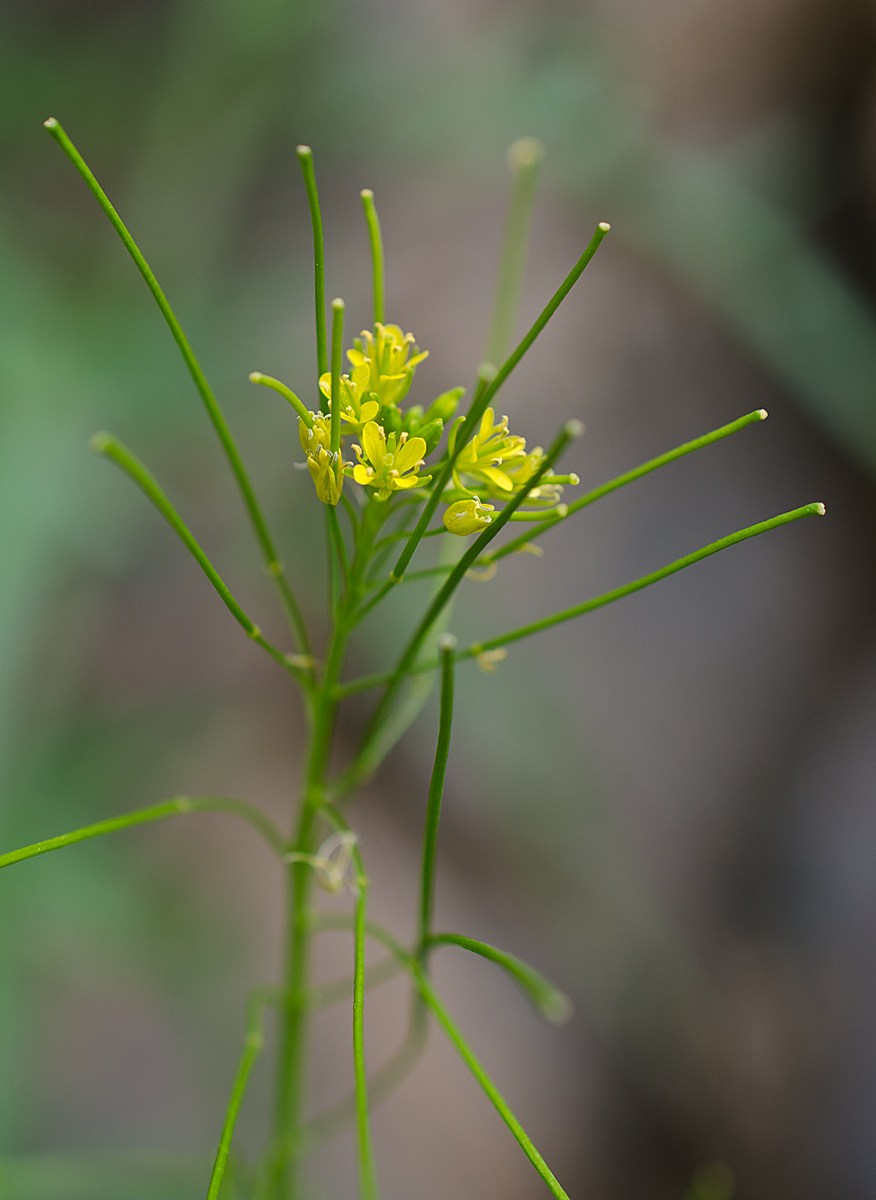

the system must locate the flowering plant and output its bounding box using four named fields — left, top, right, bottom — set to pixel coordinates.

left=0, top=122, right=824, bottom=1200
